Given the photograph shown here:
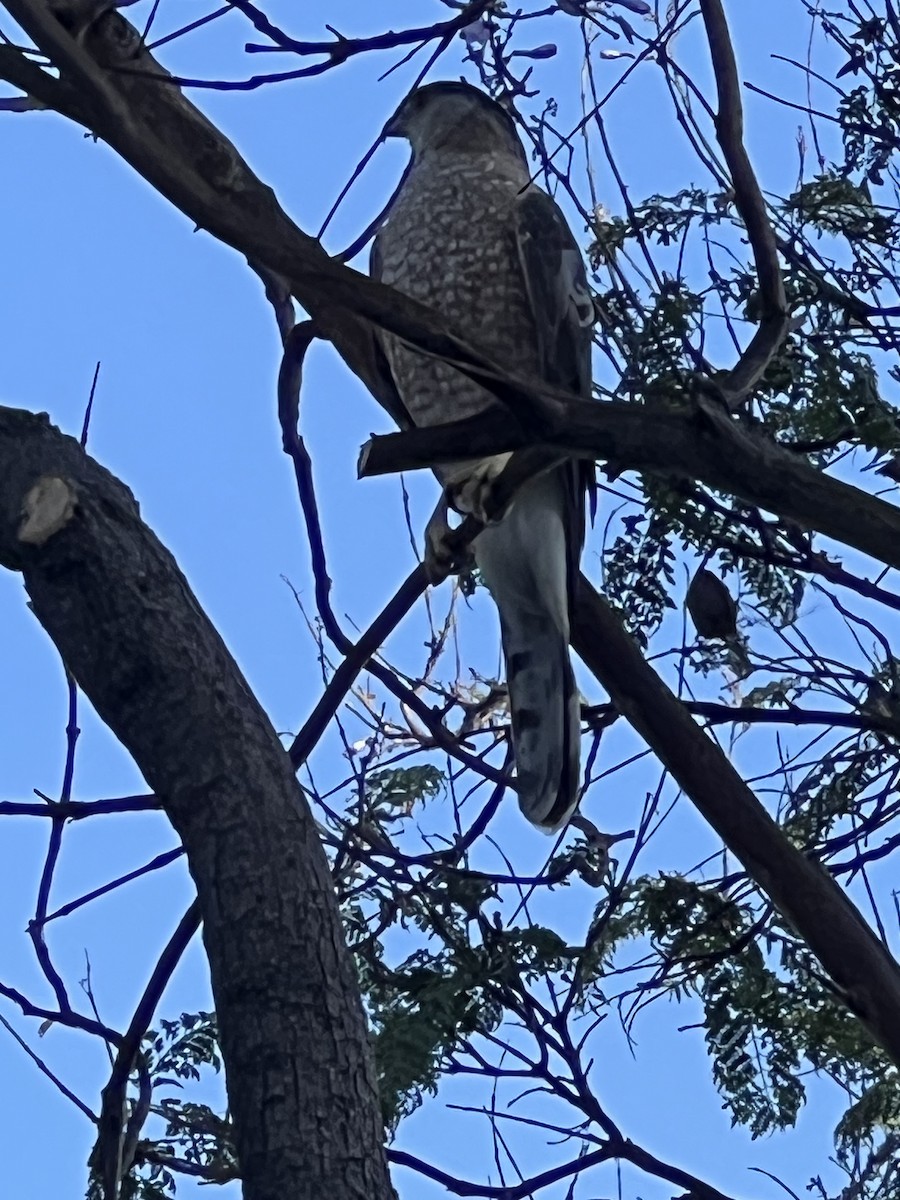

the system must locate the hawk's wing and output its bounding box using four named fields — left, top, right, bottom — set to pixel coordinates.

left=471, top=188, right=595, bottom=830
left=514, top=187, right=594, bottom=396
left=514, top=186, right=595, bottom=569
